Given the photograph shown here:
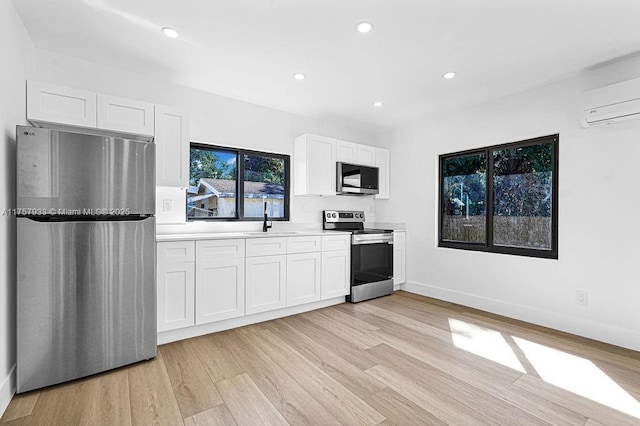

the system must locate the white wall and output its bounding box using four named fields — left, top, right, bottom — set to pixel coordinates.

left=375, top=56, right=640, bottom=351
left=29, top=50, right=379, bottom=234
left=0, top=1, right=34, bottom=416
